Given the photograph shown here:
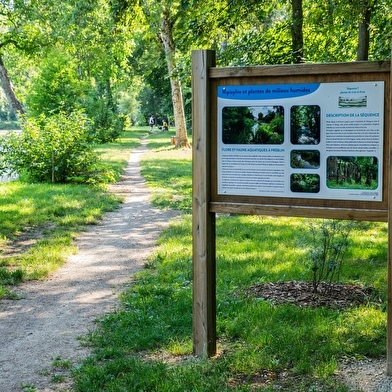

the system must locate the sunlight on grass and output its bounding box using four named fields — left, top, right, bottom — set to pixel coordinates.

left=70, top=130, right=386, bottom=391
left=167, top=339, right=193, bottom=356
left=1, top=126, right=383, bottom=391
left=0, top=127, right=145, bottom=297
